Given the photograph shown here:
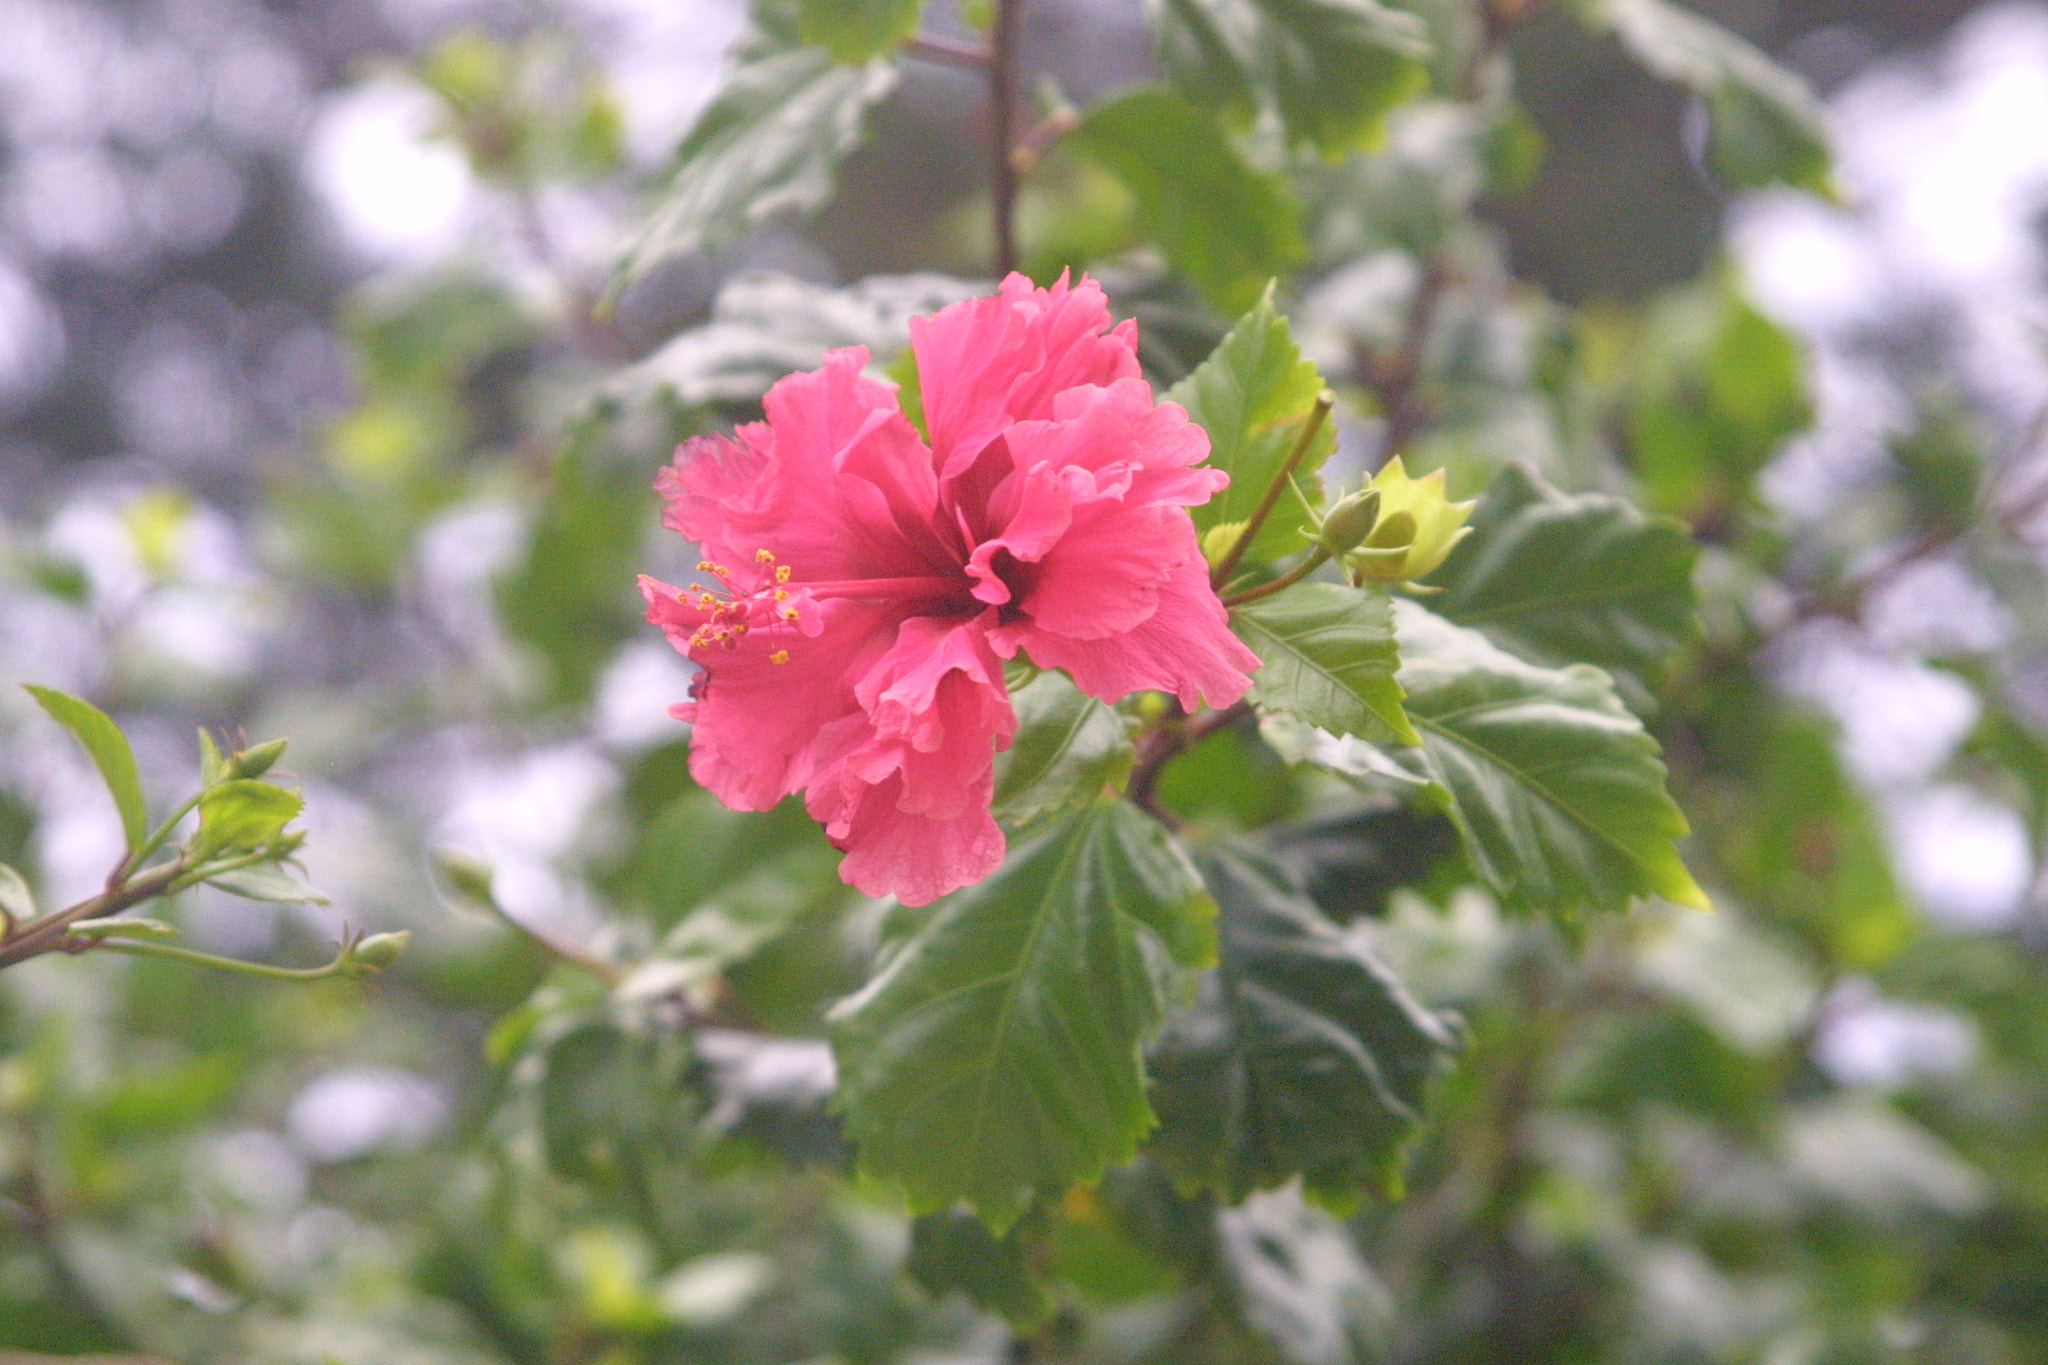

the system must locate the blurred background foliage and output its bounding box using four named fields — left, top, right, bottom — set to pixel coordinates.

left=3, top=0, right=2048, bottom=1362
